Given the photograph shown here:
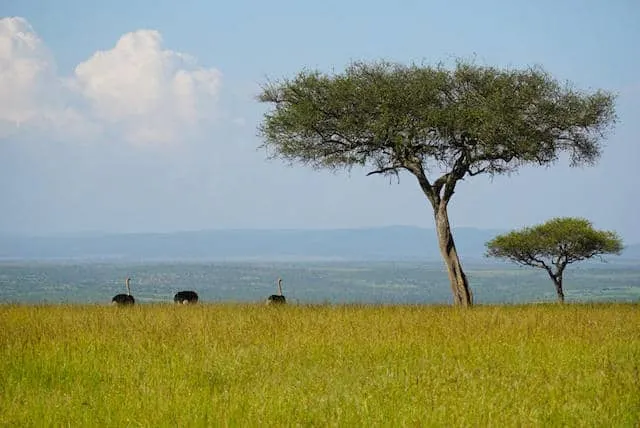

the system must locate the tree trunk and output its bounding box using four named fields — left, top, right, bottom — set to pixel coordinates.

left=544, top=269, right=565, bottom=303
left=552, top=275, right=565, bottom=303
left=434, top=202, right=473, bottom=307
